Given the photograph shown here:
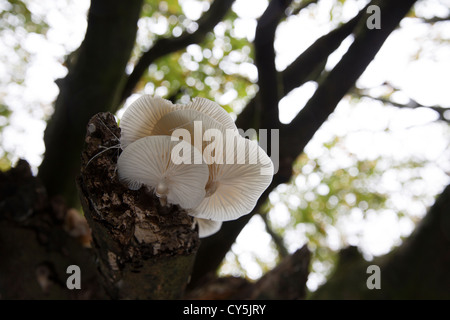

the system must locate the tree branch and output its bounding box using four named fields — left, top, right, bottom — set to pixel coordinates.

left=0, top=160, right=105, bottom=299
left=351, top=87, right=449, bottom=123
left=260, top=212, right=289, bottom=258
left=119, top=0, right=235, bottom=106
left=187, top=246, right=310, bottom=299
left=312, top=183, right=450, bottom=299
left=236, top=7, right=365, bottom=131
left=416, top=14, right=450, bottom=24
left=243, top=245, right=310, bottom=299
left=284, top=0, right=418, bottom=161
left=289, top=0, right=318, bottom=16
left=281, top=5, right=368, bottom=94
left=191, top=0, right=418, bottom=287
left=38, top=0, right=143, bottom=205
left=77, top=113, right=199, bottom=299
left=254, top=0, right=293, bottom=129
